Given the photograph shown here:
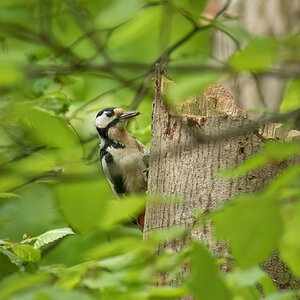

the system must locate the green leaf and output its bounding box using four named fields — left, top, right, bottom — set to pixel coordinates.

left=262, top=291, right=297, bottom=300
left=226, top=267, right=267, bottom=287
left=12, top=244, right=41, bottom=262
left=40, top=92, right=71, bottom=114
left=0, top=192, right=20, bottom=198
left=32, top=76, right=53, bottom=94
left=173, top=0, right=209, bottom=16
left=0, top=247, right=22, bottom=267
left=94, top=0, right=144, bottom=28
left=230, top=38, right=276, bottom=72
left=0, top=273, right=50, bottom=300
left=268, top=165, right=300, bottom=192
left=97, top=251, right=139, bottom=271
left=279, top=201, right=300, bottom=277
left=219, top=154, right=267, bottom=178
left=12, top=103, right=79, bottom=151
left=213, top=195, right=283, bottom=268
left=188, top=243, right=231, bottom=300
left=56, top=179, right=110, bottom=233
left=170, top=29, right=212, bottom=62
left=259, top=274, right=277, bottom=296
left=226, top=266, right=276, bottom=296
left=0, top=61, right=23, bottom=87
left=0, top=183, right=66, bottom=242
left=55, top=263, right=88, bottom=290
left=220, top=142, right=300, bottom=178
left=188, top=0, right=209, bottom=15
left=33, top=227, right=74, bottom=249
left=280, top=79, right=300, bottom=113
left=0, top=251, right=19, bottom=279
left=167, top=72, right=225, bottom=103
left=149, top=286, right=189, bottom=299
left=148, top=226, right=187, bottom=246
left=107, top=6, right=163, bottom=62
left=99, top=194, right=146, bottom=229
left=108, top=5, right=194, bottom=62
left=212, top=22, right=251, bottom=46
